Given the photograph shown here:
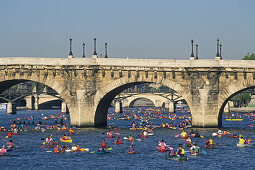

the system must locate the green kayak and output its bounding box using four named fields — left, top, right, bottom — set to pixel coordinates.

left=165, top=154, right=188, bottom=161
